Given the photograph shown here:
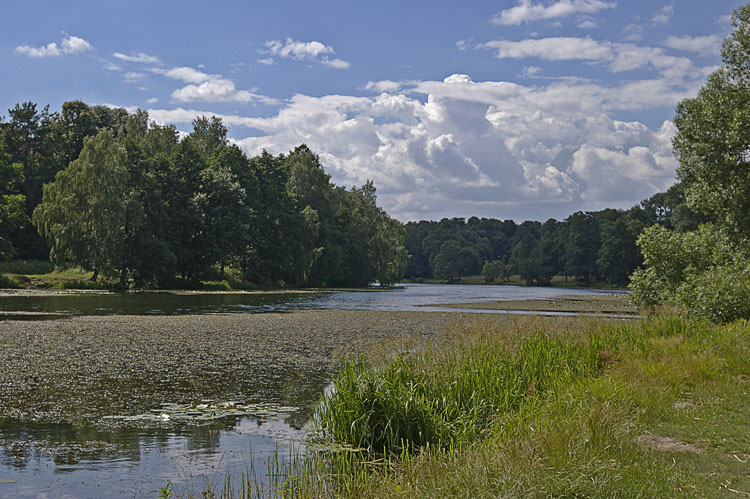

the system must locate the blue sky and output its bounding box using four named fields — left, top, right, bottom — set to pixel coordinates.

left=1, top=0, right=744, bottom=221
